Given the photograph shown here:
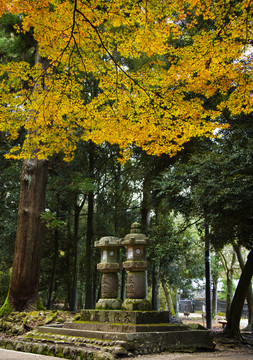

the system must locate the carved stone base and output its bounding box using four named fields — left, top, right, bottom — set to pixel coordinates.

left=122, top=298, right=151, bottom=311
left=96, top=298, right=122, bottom=310
left=80, top=309, right=170, bottom=323
left=39, top=309, right=215, bottom=354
